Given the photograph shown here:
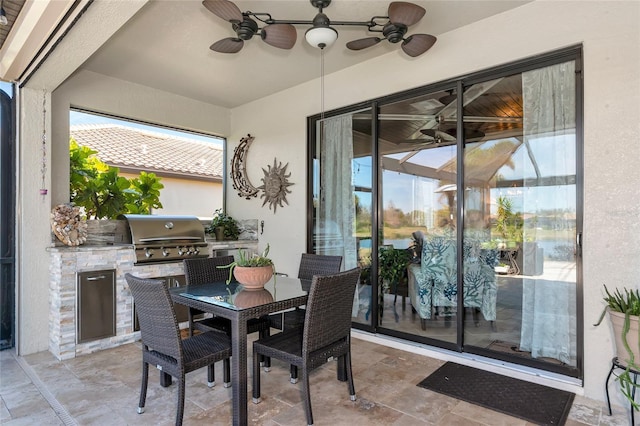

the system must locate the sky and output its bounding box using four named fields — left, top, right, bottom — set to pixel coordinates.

left=69, top=110, right=224, bottom=146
